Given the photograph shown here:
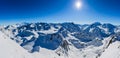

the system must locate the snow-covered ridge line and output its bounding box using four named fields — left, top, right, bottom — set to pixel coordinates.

left=0, top=22, right=120, bottom=58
